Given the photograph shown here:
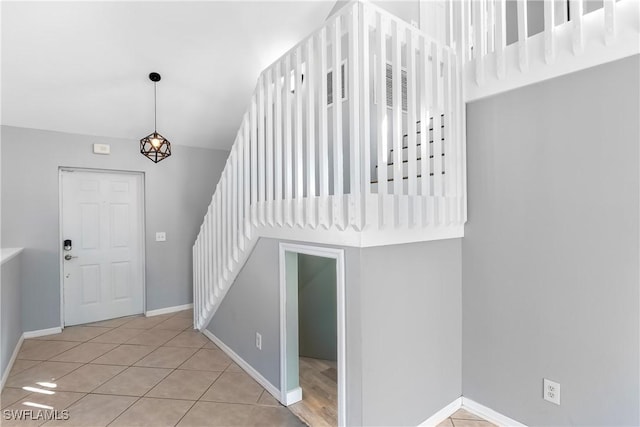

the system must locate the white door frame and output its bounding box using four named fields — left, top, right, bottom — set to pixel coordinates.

left=278, top=242, right=346, bottom=427
left=58, top=167, right=146, bottom=328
